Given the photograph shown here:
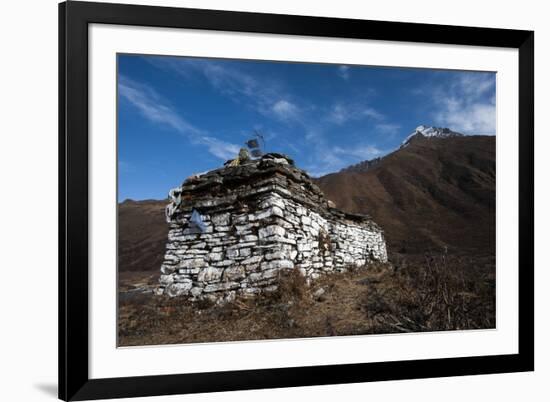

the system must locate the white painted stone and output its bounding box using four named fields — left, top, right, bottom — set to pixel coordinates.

left=258, top=225, right=285, bottom=239
left=253, top=206, right=284, bottom=220
left=211, top=213, right=231, bottom=226
left=177, top=258, right=207, bottom=269
left=160, top=264, right=176, bottom=274
left=312, top=288, right=325, bottom=299
left=223, top=266, right=246, bottom=281
left=261, top=269, right=279, bottom=279
left=265, top=251, right=287, bottom=260
left=208, top=252, right=223, bottom=262
left=165, top=281, right=193, bottom=297
left=261, top=260, right=294, bottom=270
left=197, top=267, right=223, bottom=282
left=242, top=255, right=262, bottom=265
left=177, top=267, right=200, bottom=275
left=261, top=196, right=286, bottom=210
left=214, top=259, right=235, bottom=267
left=203, top=282, right=240, bottom=293
left=159, top=274, right=174, bottom=286
left=239, top=248, right=252, bottom=257
left=226, top=248, right=239, bottom=259
left=295, top=206, right=307, bottom=216
left=235, top=223, right=252, bottom=233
